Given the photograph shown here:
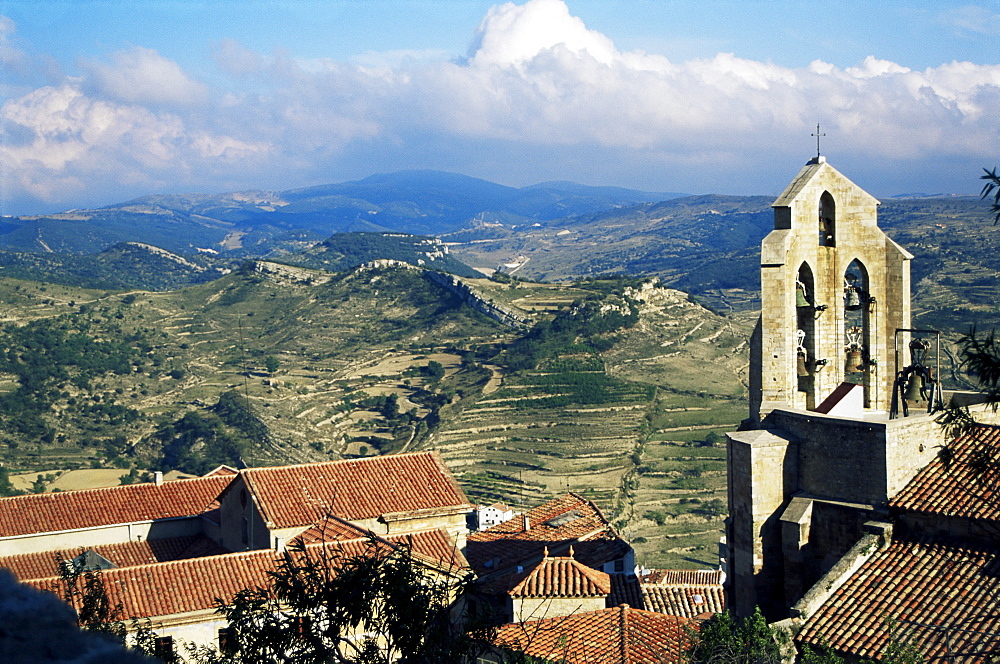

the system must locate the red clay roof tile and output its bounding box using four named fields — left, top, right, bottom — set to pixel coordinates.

left=490, top=604, right=695, bottom=664
left=0, top=475, right=231, bottom=538
left=509, top=555, right=611, bottom=598
left=0, top=535, right=228, bottom=582
left=890, top=425, right=1000, bottom=523
left=30, top=528, right=466, bottom=622
left=239, top=451, right=470, bottom=528
left=467, top=493, right=630, bottom=577
left=796, top=537, right=1000, bottom=660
